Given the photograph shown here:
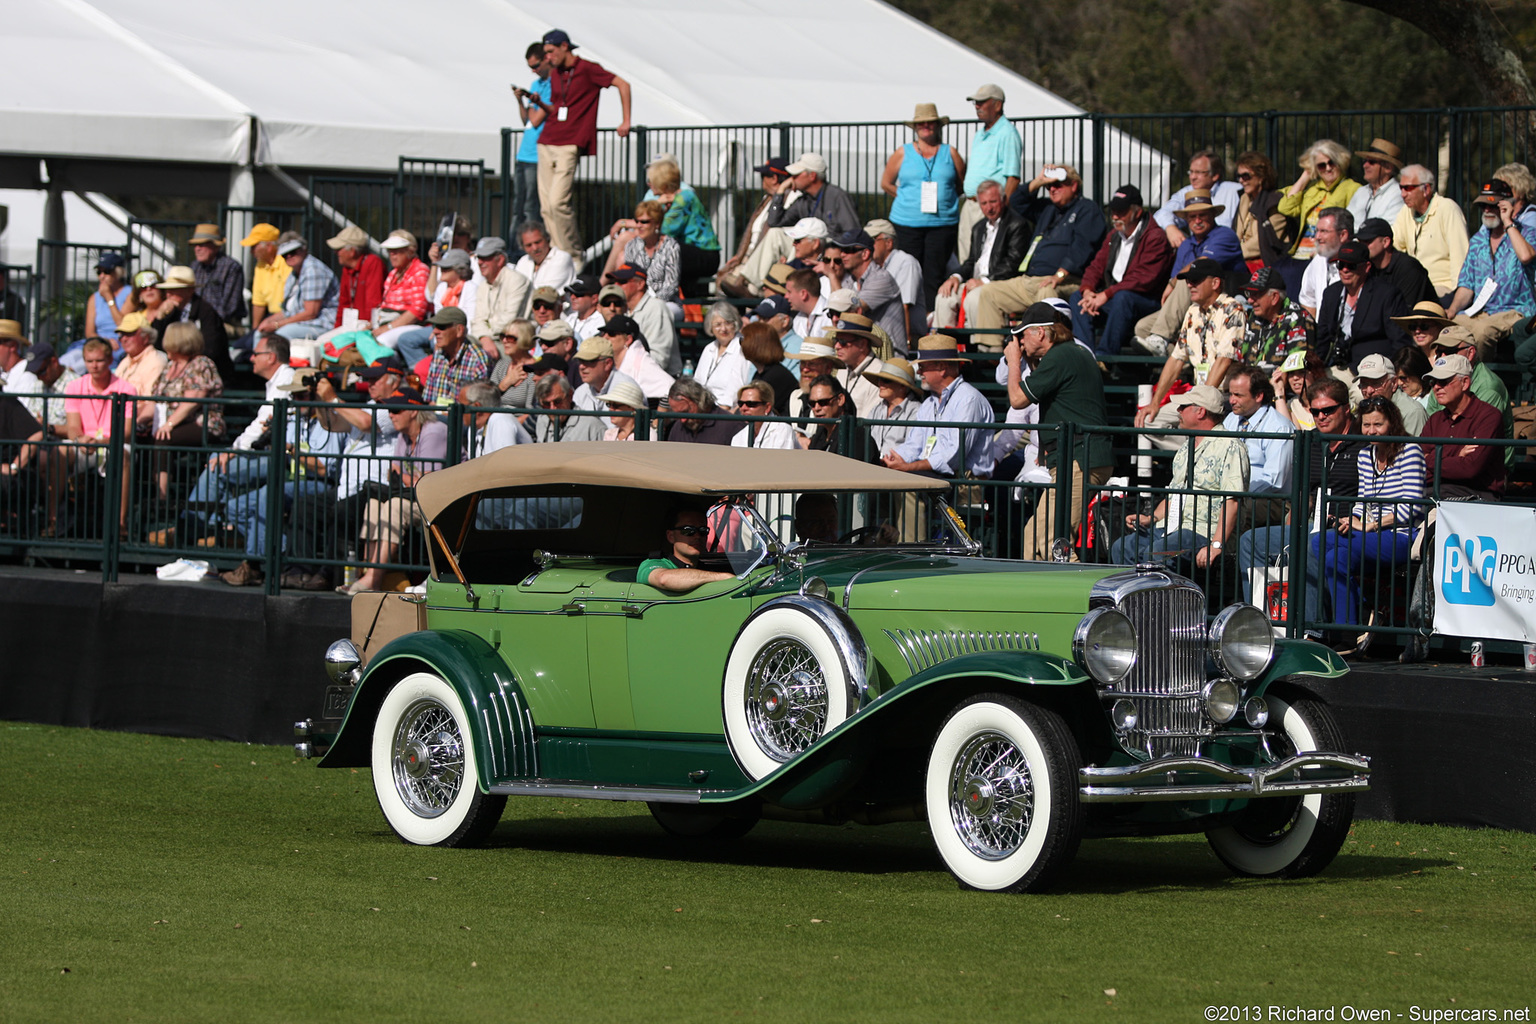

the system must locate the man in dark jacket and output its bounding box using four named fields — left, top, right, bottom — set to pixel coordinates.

left=1316, top=240, right=1410, bottom=371
left=973, top=164, right=1106, bottom=337
left=150, top=265, right=234, bottom=383
left=1356, top=217, right=1436, bottom=308
left=1070, top=184, right=1174, bottom=356
left=932, top=179, right=1029, bottom=330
